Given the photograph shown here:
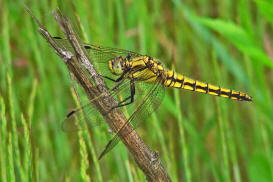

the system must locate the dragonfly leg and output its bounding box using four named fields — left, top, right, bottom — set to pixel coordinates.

left=100, top=75, right=119, bottom=82
left=100, top=71, right=126, bottom=82
left=110, top=80, right=135, bottom=111
left=110, top=79, right=124, bottom=91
